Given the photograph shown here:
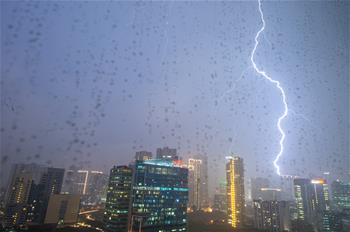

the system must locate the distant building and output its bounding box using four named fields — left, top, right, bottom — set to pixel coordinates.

left=135, top=151, right=153, bottom=161
left=156, top=147, right=178, bottom=161
left=44, top=194, right=80, bottom=225
left=62, top=169, right=108, bottom=205
left=251, top=177, right=270, bottom=201
left=4, top=164, right=64, bottom=228
left=103, top=166, right=132, bottom=232
left=253, top=199, right=291, bottom=232
left=213, top=194, right=227, bottom=213
left=4, top=164, right=43, bottom=228
left=279, top=175, right=295, bottom=201
left=28, top=167, right=65, bottom=224
left=331, top=180, right=350, bottom=210
left=293, top=178, right=314, bottom=222
left=188, top=155, right=209, bottom=210
left=226, top=156, right=245, bottom=228
left=294, top=178, right=331, bottom=231
left=131, top=159, right=188, bottom=232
